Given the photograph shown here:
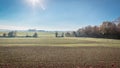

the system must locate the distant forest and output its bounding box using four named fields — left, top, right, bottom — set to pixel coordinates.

left=65, top=17, right=120, bottom=39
